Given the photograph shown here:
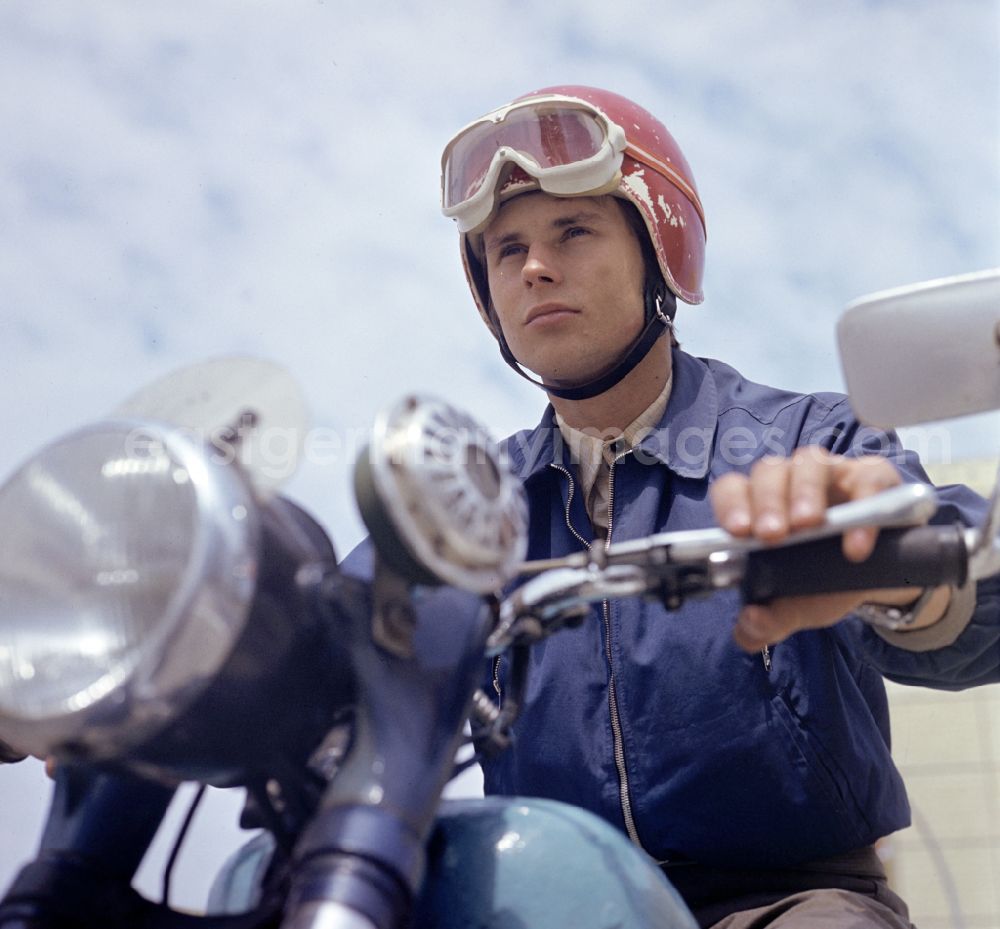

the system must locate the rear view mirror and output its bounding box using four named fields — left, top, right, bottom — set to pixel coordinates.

left=837, top=269, right=1000, bottom=429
